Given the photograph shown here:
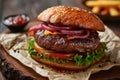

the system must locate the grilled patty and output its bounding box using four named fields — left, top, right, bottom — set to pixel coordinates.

left=34, top=30, right=100, bottom=54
